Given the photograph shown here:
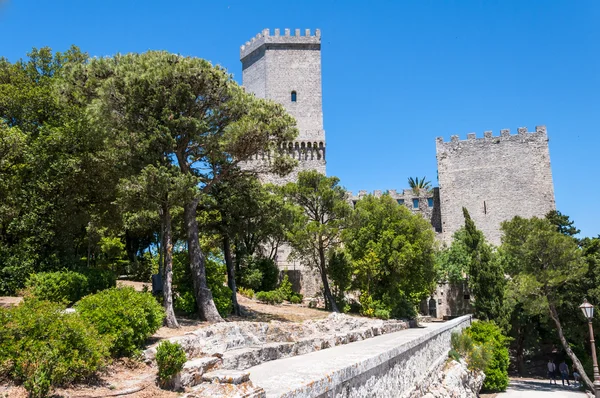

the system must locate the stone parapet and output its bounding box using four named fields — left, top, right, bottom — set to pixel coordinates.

left=240, top=28, right=321, bottom=60
left=248, top=315, right=472, bottom=397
